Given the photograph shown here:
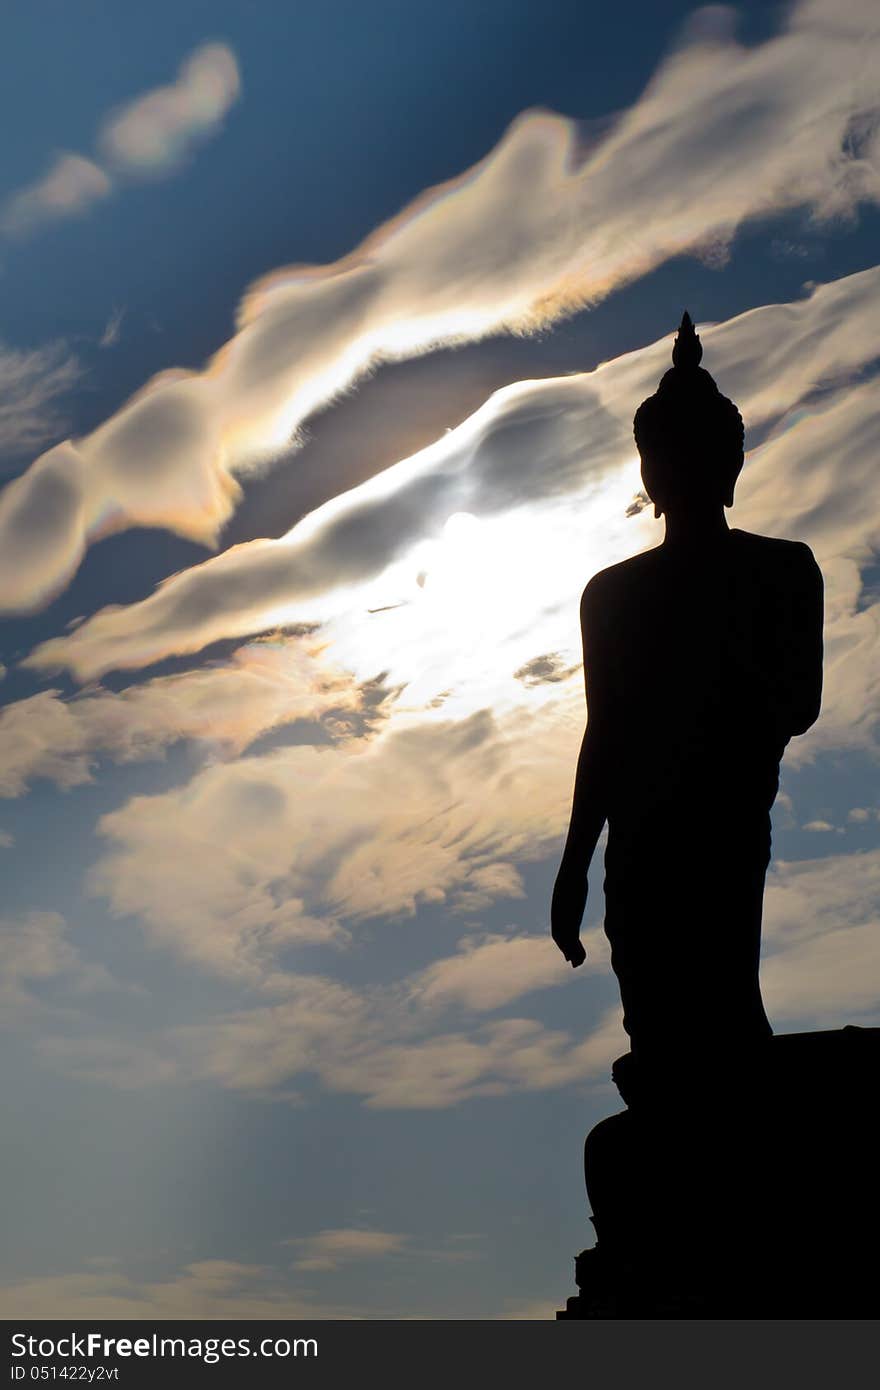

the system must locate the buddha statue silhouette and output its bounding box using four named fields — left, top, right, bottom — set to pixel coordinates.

left=551, top=312, right=824, bottom=1076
